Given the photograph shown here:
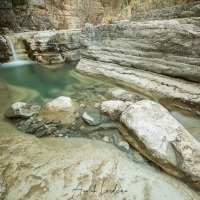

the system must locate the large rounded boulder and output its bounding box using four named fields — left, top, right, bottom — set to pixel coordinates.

left=38, top=96, right=79, bottom=125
